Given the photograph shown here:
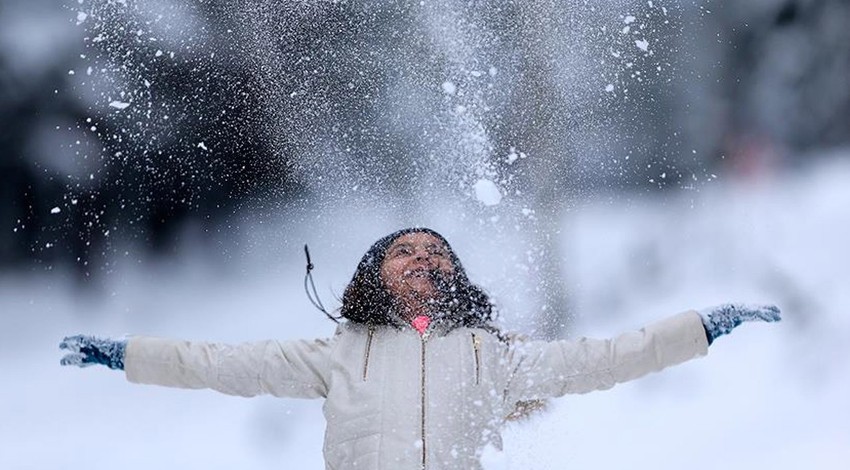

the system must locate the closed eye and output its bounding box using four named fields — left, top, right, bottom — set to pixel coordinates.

left=390, top=244, right=413, bottom=257
left=427, top=247, right=447, bottom=257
